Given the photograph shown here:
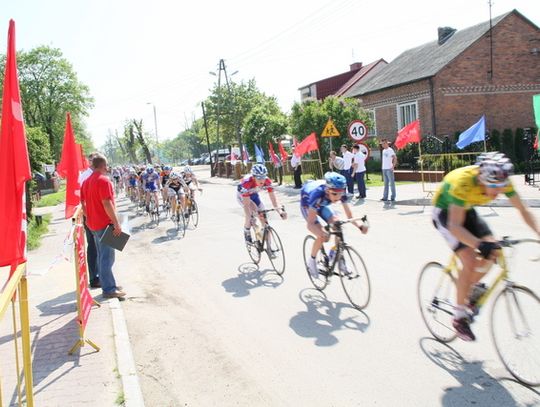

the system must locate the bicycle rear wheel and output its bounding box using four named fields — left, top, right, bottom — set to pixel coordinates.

left=491, top=285, right=540, bottom=386
left=190, top=200, right=199, bottom=228
left=302, top=235, right=329, bottom=291
left=338, top=245, right=371, bottom=310
left=265, top=226, right=285, bottom=275
left=417, top=262, right=457, bottom=343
